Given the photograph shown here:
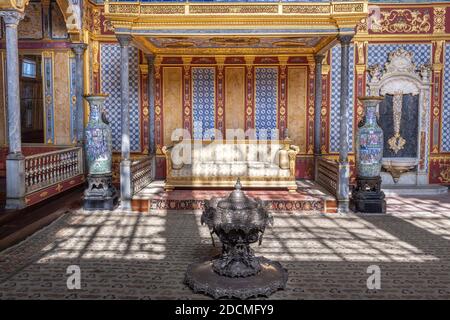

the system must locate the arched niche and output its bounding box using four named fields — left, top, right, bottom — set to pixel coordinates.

left=367, top=48, right=431, bottom=186
left=15, top=0, right=81, bottom=39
